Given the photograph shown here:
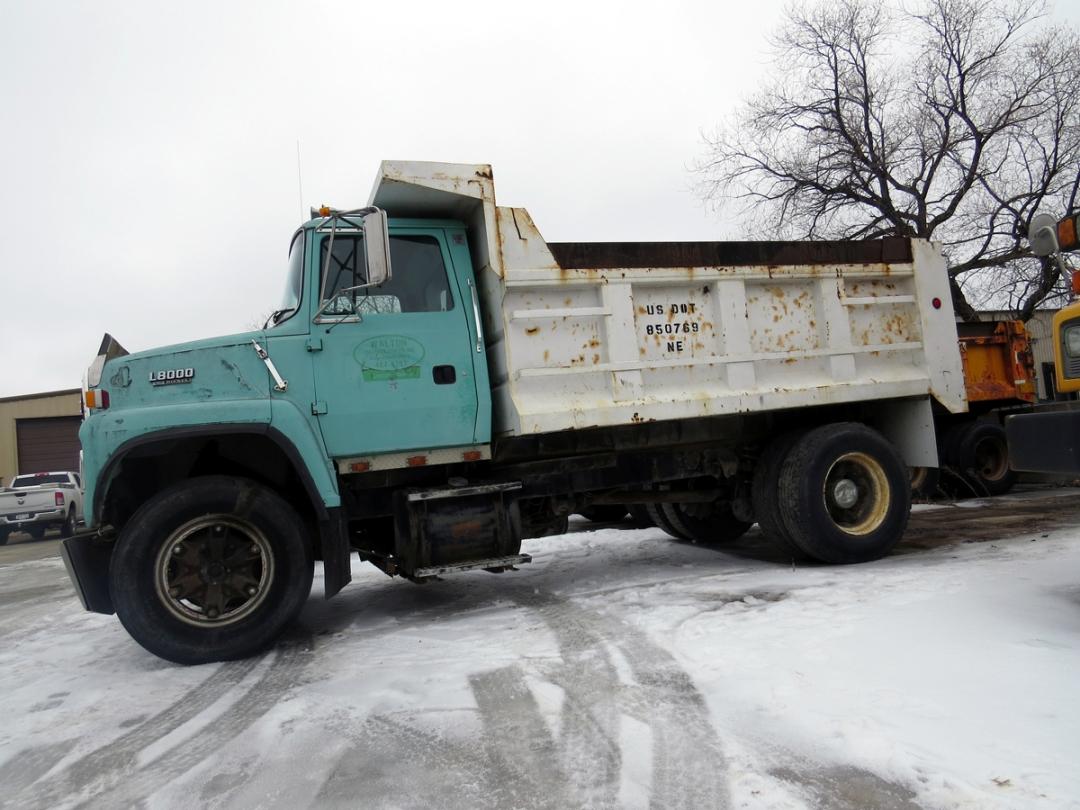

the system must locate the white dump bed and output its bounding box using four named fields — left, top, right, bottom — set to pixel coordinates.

left=370, top=161, right=967, bottom=438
